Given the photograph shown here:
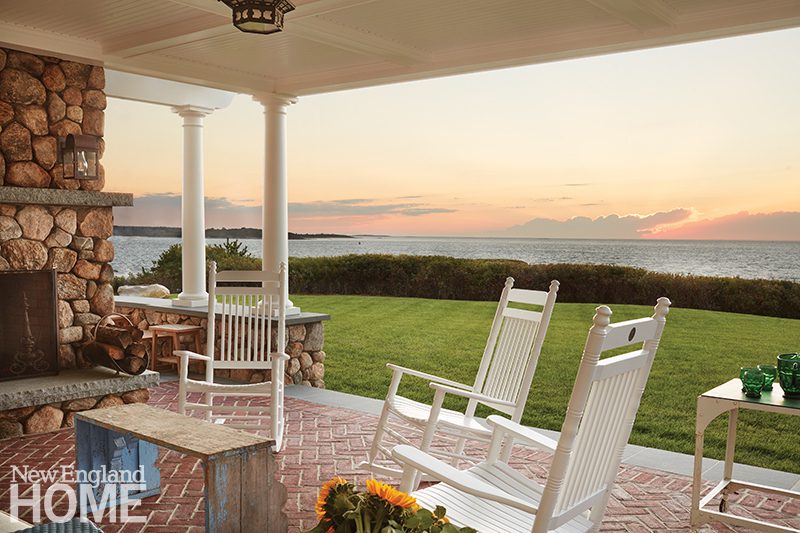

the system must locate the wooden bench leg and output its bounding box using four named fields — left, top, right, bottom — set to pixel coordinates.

left=205, top=448, right=287, bottom=533
left=75, top=419, right=161, bottom=510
